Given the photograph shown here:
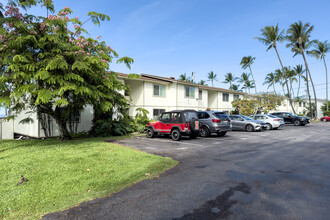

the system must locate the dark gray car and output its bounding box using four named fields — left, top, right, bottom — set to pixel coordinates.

left=197, top=111, right=232, bottom=137
left=229, top=115, right=267, bottom=132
